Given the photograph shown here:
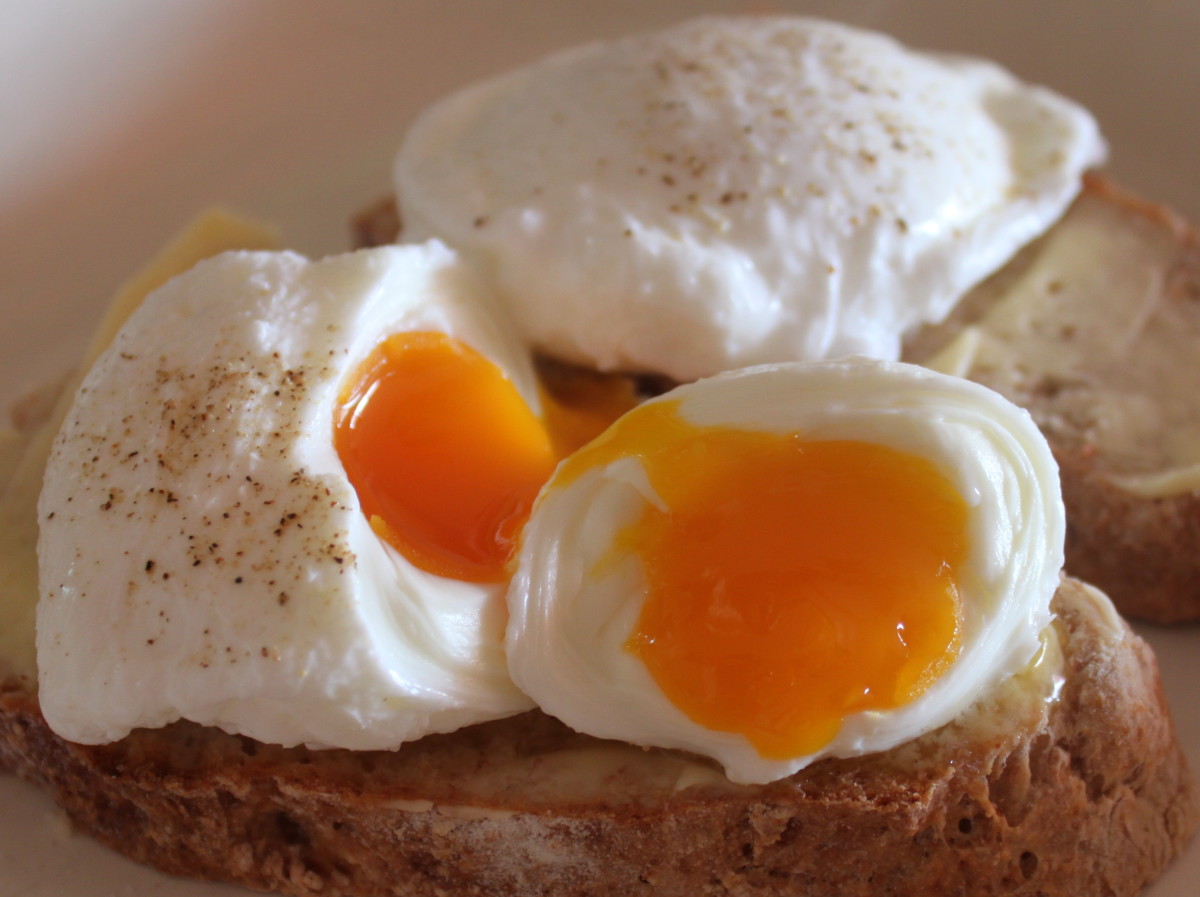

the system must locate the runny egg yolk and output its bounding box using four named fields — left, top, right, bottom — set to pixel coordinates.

left=562, top=400, right=967, bottom=760
left=334, top=332, right=636, bottom=583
